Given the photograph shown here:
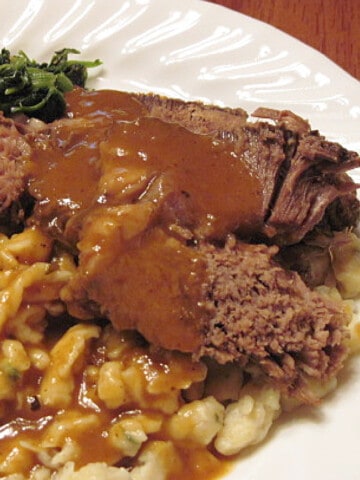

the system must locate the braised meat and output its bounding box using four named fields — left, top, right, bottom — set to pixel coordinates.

left=137, top=94, right=359, bottom=245
left=0, top=114, right=35, bottom=234
left=1, top=87, right=359, bottom=402
left=200, top=237, right=349, bottom=402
